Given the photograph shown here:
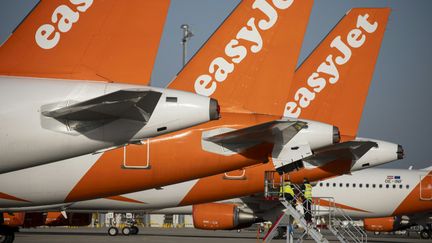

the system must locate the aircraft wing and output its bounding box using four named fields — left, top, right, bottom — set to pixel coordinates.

left=0, top=203, right=72, bottom=213
left=204, top=120, right=307, bottom=148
